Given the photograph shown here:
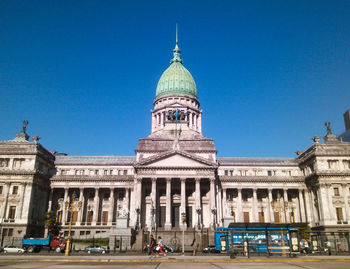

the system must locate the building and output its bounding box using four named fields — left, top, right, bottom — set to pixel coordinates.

left=1, top=38, right=350, bottom=249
